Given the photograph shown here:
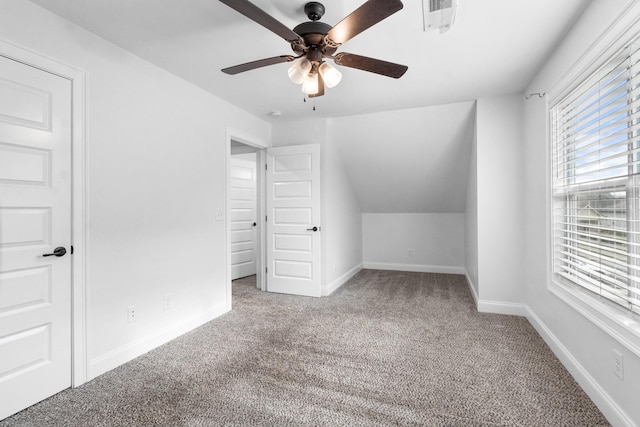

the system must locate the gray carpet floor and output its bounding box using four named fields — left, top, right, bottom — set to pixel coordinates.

left=1, top=270, right=609, bottom=426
